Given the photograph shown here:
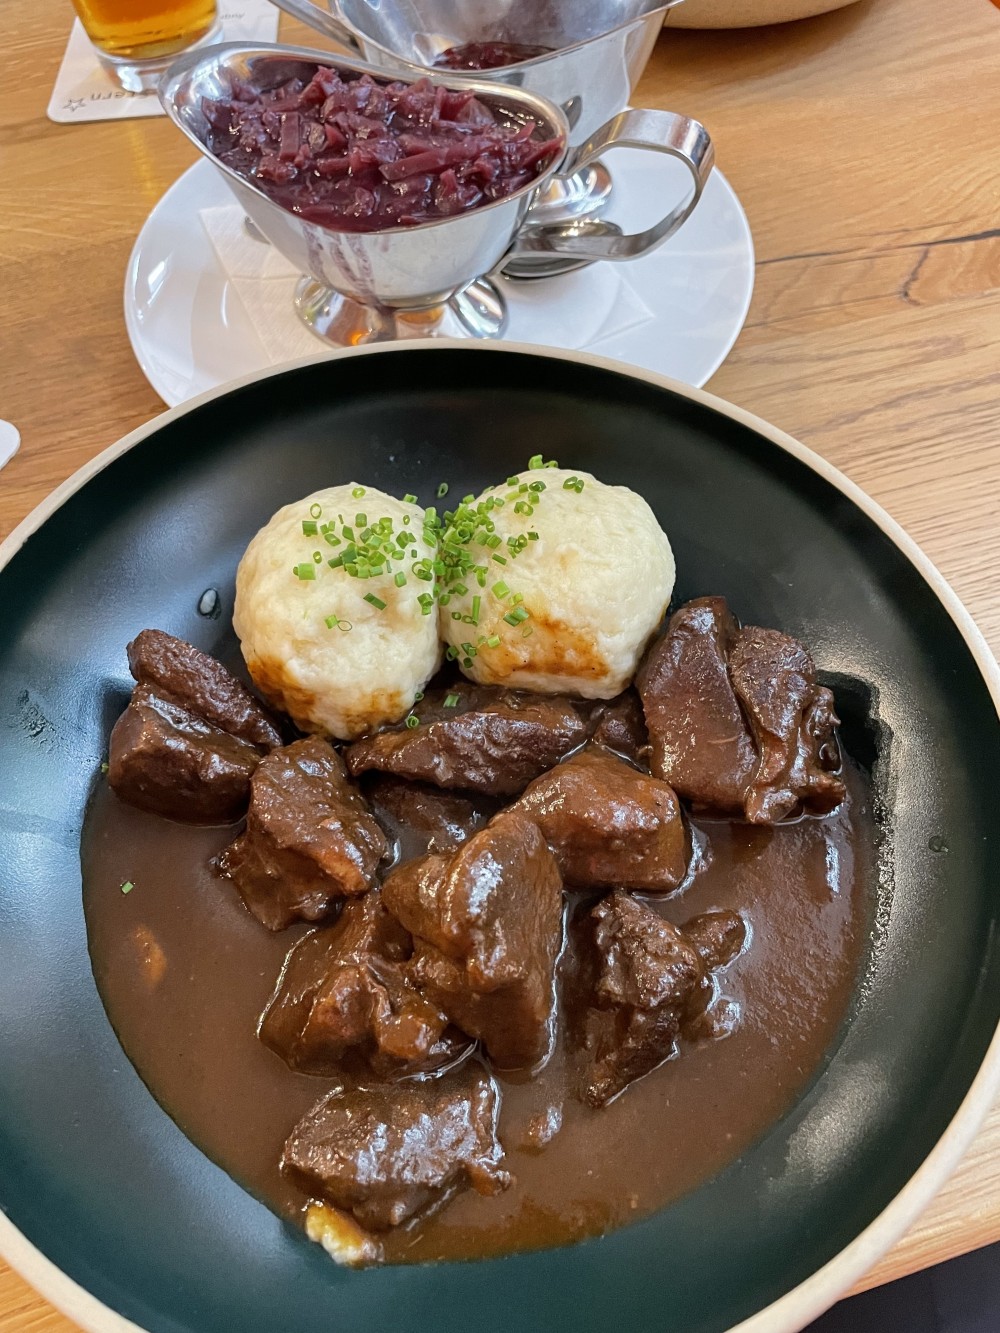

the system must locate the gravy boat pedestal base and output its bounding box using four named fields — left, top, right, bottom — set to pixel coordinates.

left=294, top=276, right=508, bottom=346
